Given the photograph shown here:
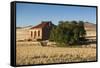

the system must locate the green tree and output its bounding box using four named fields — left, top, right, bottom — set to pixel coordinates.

left=49, top=20, right=86, bottom=46
left=78, top=21, right=86, bottom=37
